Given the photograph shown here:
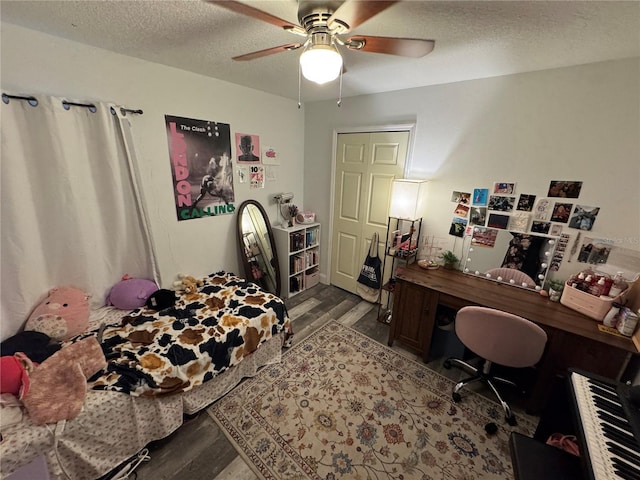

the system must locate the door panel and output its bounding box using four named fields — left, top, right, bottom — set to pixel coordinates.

left=331, top=130, right=410, bottom=294
left=339, top=172, right=362, bottom=221
left=343, top=142, right=367, bottom=163
left=368, top=174, right=395, bottom=227
left=334, top=232, right=358, bottom=284
left=371, top=143, right=401, bottom=165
